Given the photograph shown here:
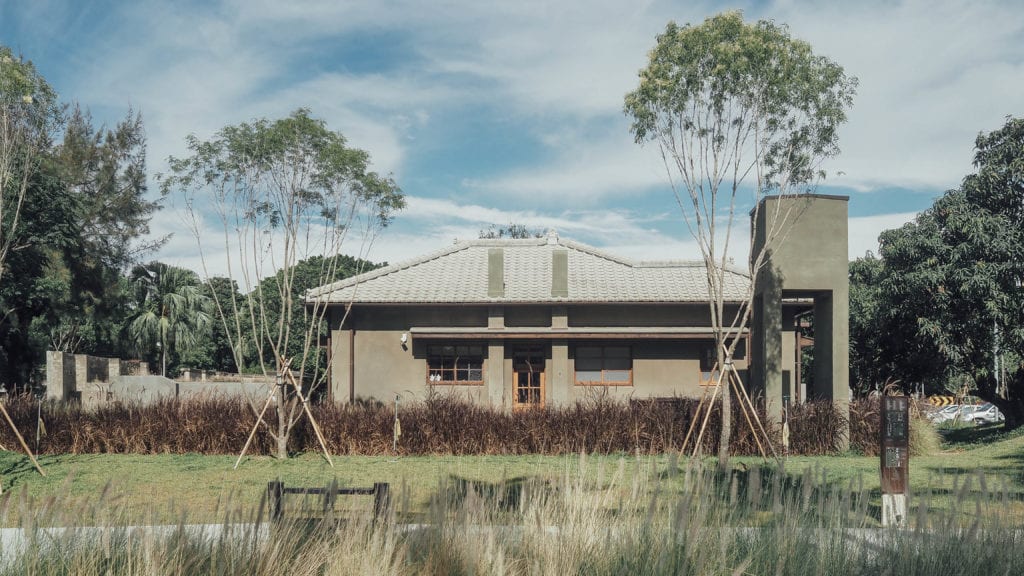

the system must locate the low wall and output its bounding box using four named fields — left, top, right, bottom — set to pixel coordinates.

left=111, top=376, right=273, bottom=404
left=45, top=351, right=278, bottom=407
